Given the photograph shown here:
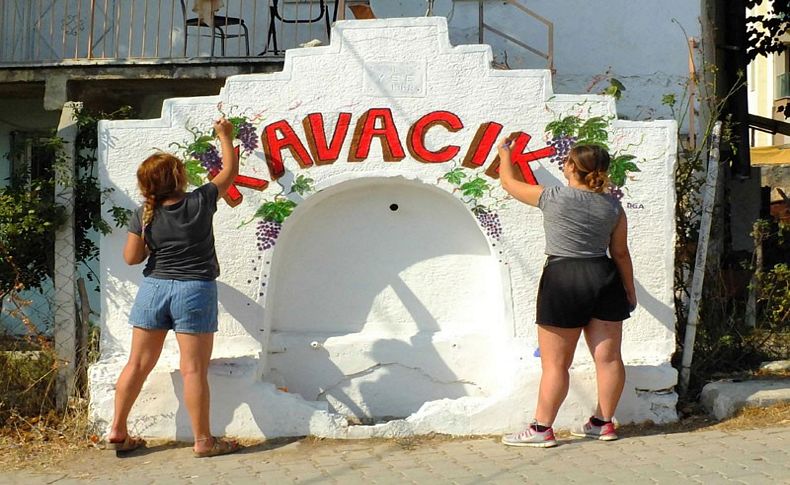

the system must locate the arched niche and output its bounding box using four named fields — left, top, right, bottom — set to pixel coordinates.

left=263, top=176, right=508, bottom=422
